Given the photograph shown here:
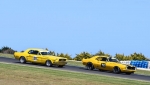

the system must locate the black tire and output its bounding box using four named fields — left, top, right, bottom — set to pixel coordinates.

left=86, top=62, right=95, bottom=70
left=58, top=65, right=64, bottom=68
left=126, top=72, right=132, bottom=75
left=45, top=60, right=52, bottom=67
left=19, top=56, right=26, bottom=63
left=113, top=66, right=121, bottom=74
left=99, top=69, right=105, bottom=72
